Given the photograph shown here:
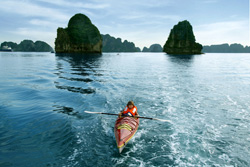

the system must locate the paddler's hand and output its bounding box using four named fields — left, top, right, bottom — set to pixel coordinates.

left=118, top=112, right=122, bottom=117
